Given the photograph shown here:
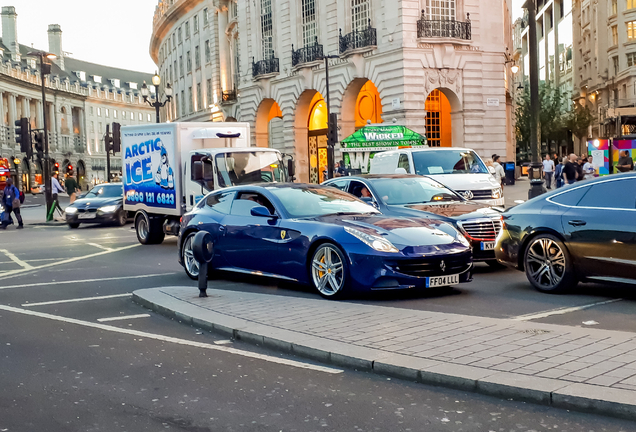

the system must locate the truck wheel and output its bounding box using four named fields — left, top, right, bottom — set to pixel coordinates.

left=135, top=213, right=152, bottom=245
left=149, top=218, right=166, bottom=244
